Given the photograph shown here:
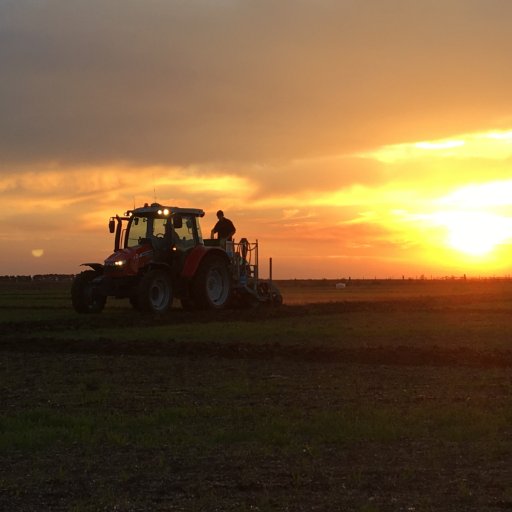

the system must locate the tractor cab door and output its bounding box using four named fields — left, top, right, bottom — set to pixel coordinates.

left=173, top=215, right=201, bottom=251
left=125, top=216, right=149, bottom=248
